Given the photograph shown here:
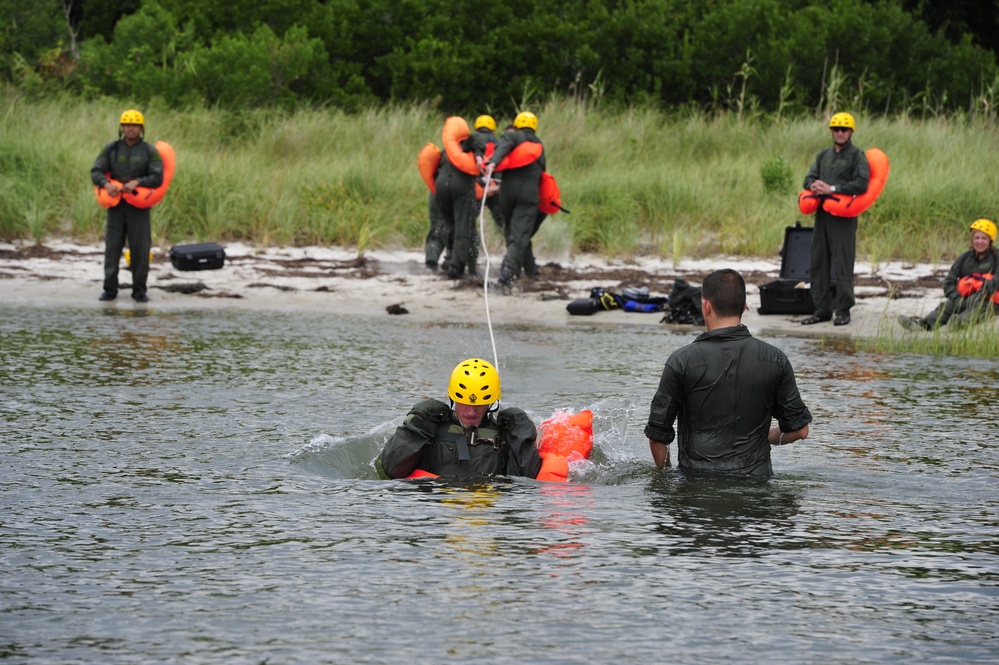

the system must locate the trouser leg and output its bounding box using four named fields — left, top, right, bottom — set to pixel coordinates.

left=125, top=206, right=152, bottom=296
left=809, top=214, right=833, bottom=318
left=828, top=216, right=857, bottom=315
left=425, top=194, right=445, bottom=268
left=103, top=209, right=126, bottom=294
left=500, top=202, right=536, bottom=281
left=448, top=190, right=477, bottom=275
